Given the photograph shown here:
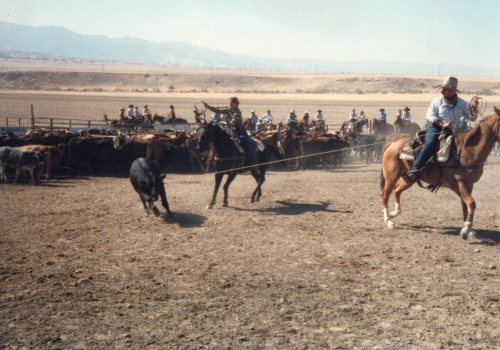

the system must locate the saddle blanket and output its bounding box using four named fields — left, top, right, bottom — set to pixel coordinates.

left=400, top=134, right=453, bottom=163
